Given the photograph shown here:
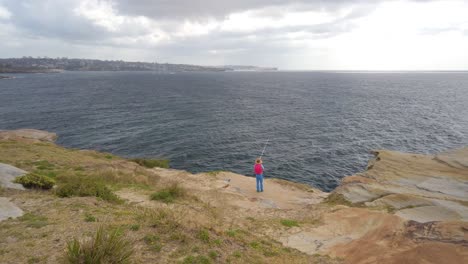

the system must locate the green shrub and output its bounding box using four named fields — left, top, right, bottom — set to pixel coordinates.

left=55, top=176, right=121, bottom=203
left=14, top=173, right=55, bottom=189
left=131, top=158, right=169, bottom=169
left=150, top=183, right=185, bottom=203
left=66, top=227, right=134, bottom=264
left=280, top=219, right=299, bottom=228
